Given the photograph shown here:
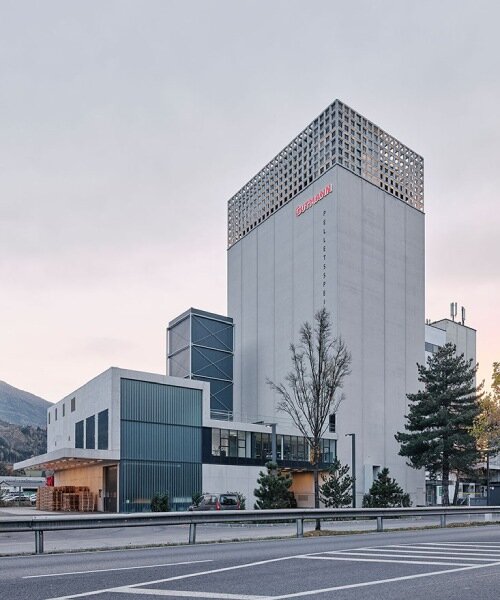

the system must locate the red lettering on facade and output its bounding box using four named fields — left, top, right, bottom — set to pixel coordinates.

left=295, top=184, right=332, bottom=217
